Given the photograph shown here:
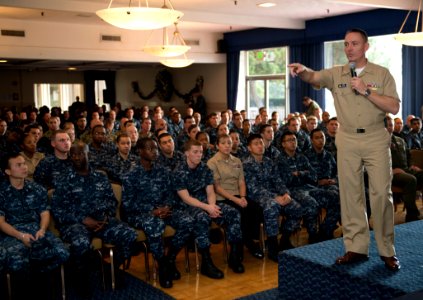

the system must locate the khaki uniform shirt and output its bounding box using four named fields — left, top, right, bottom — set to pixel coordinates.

left=207, top=151, right=244, bottom=201
left=318, top=62, right=400, bottom=131
left=20, top=151, right=45, bottom=181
